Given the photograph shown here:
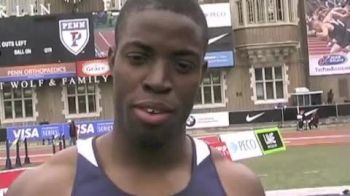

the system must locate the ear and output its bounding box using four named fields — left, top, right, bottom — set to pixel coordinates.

left=200, top=60, right=208, bottom=82
left=108, top=47, right=116, bottom=70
